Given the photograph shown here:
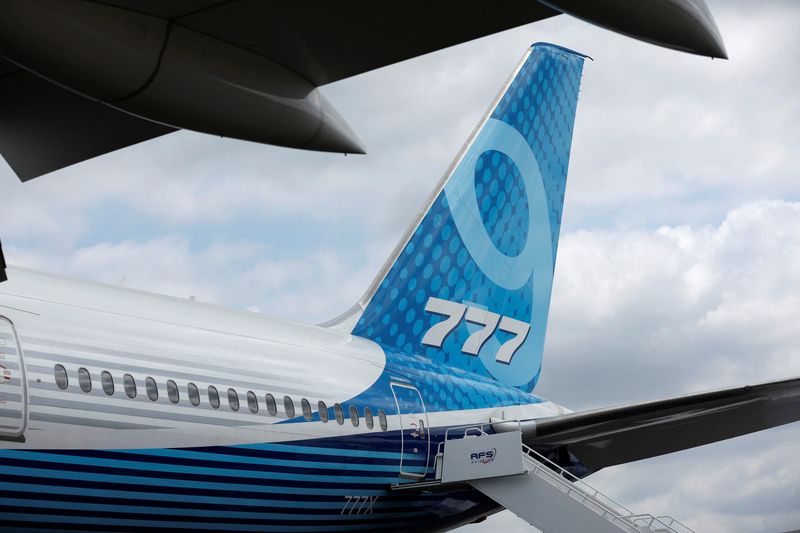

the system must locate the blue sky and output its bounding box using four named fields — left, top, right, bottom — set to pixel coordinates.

left=1, top=1, right=799, bottom=531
